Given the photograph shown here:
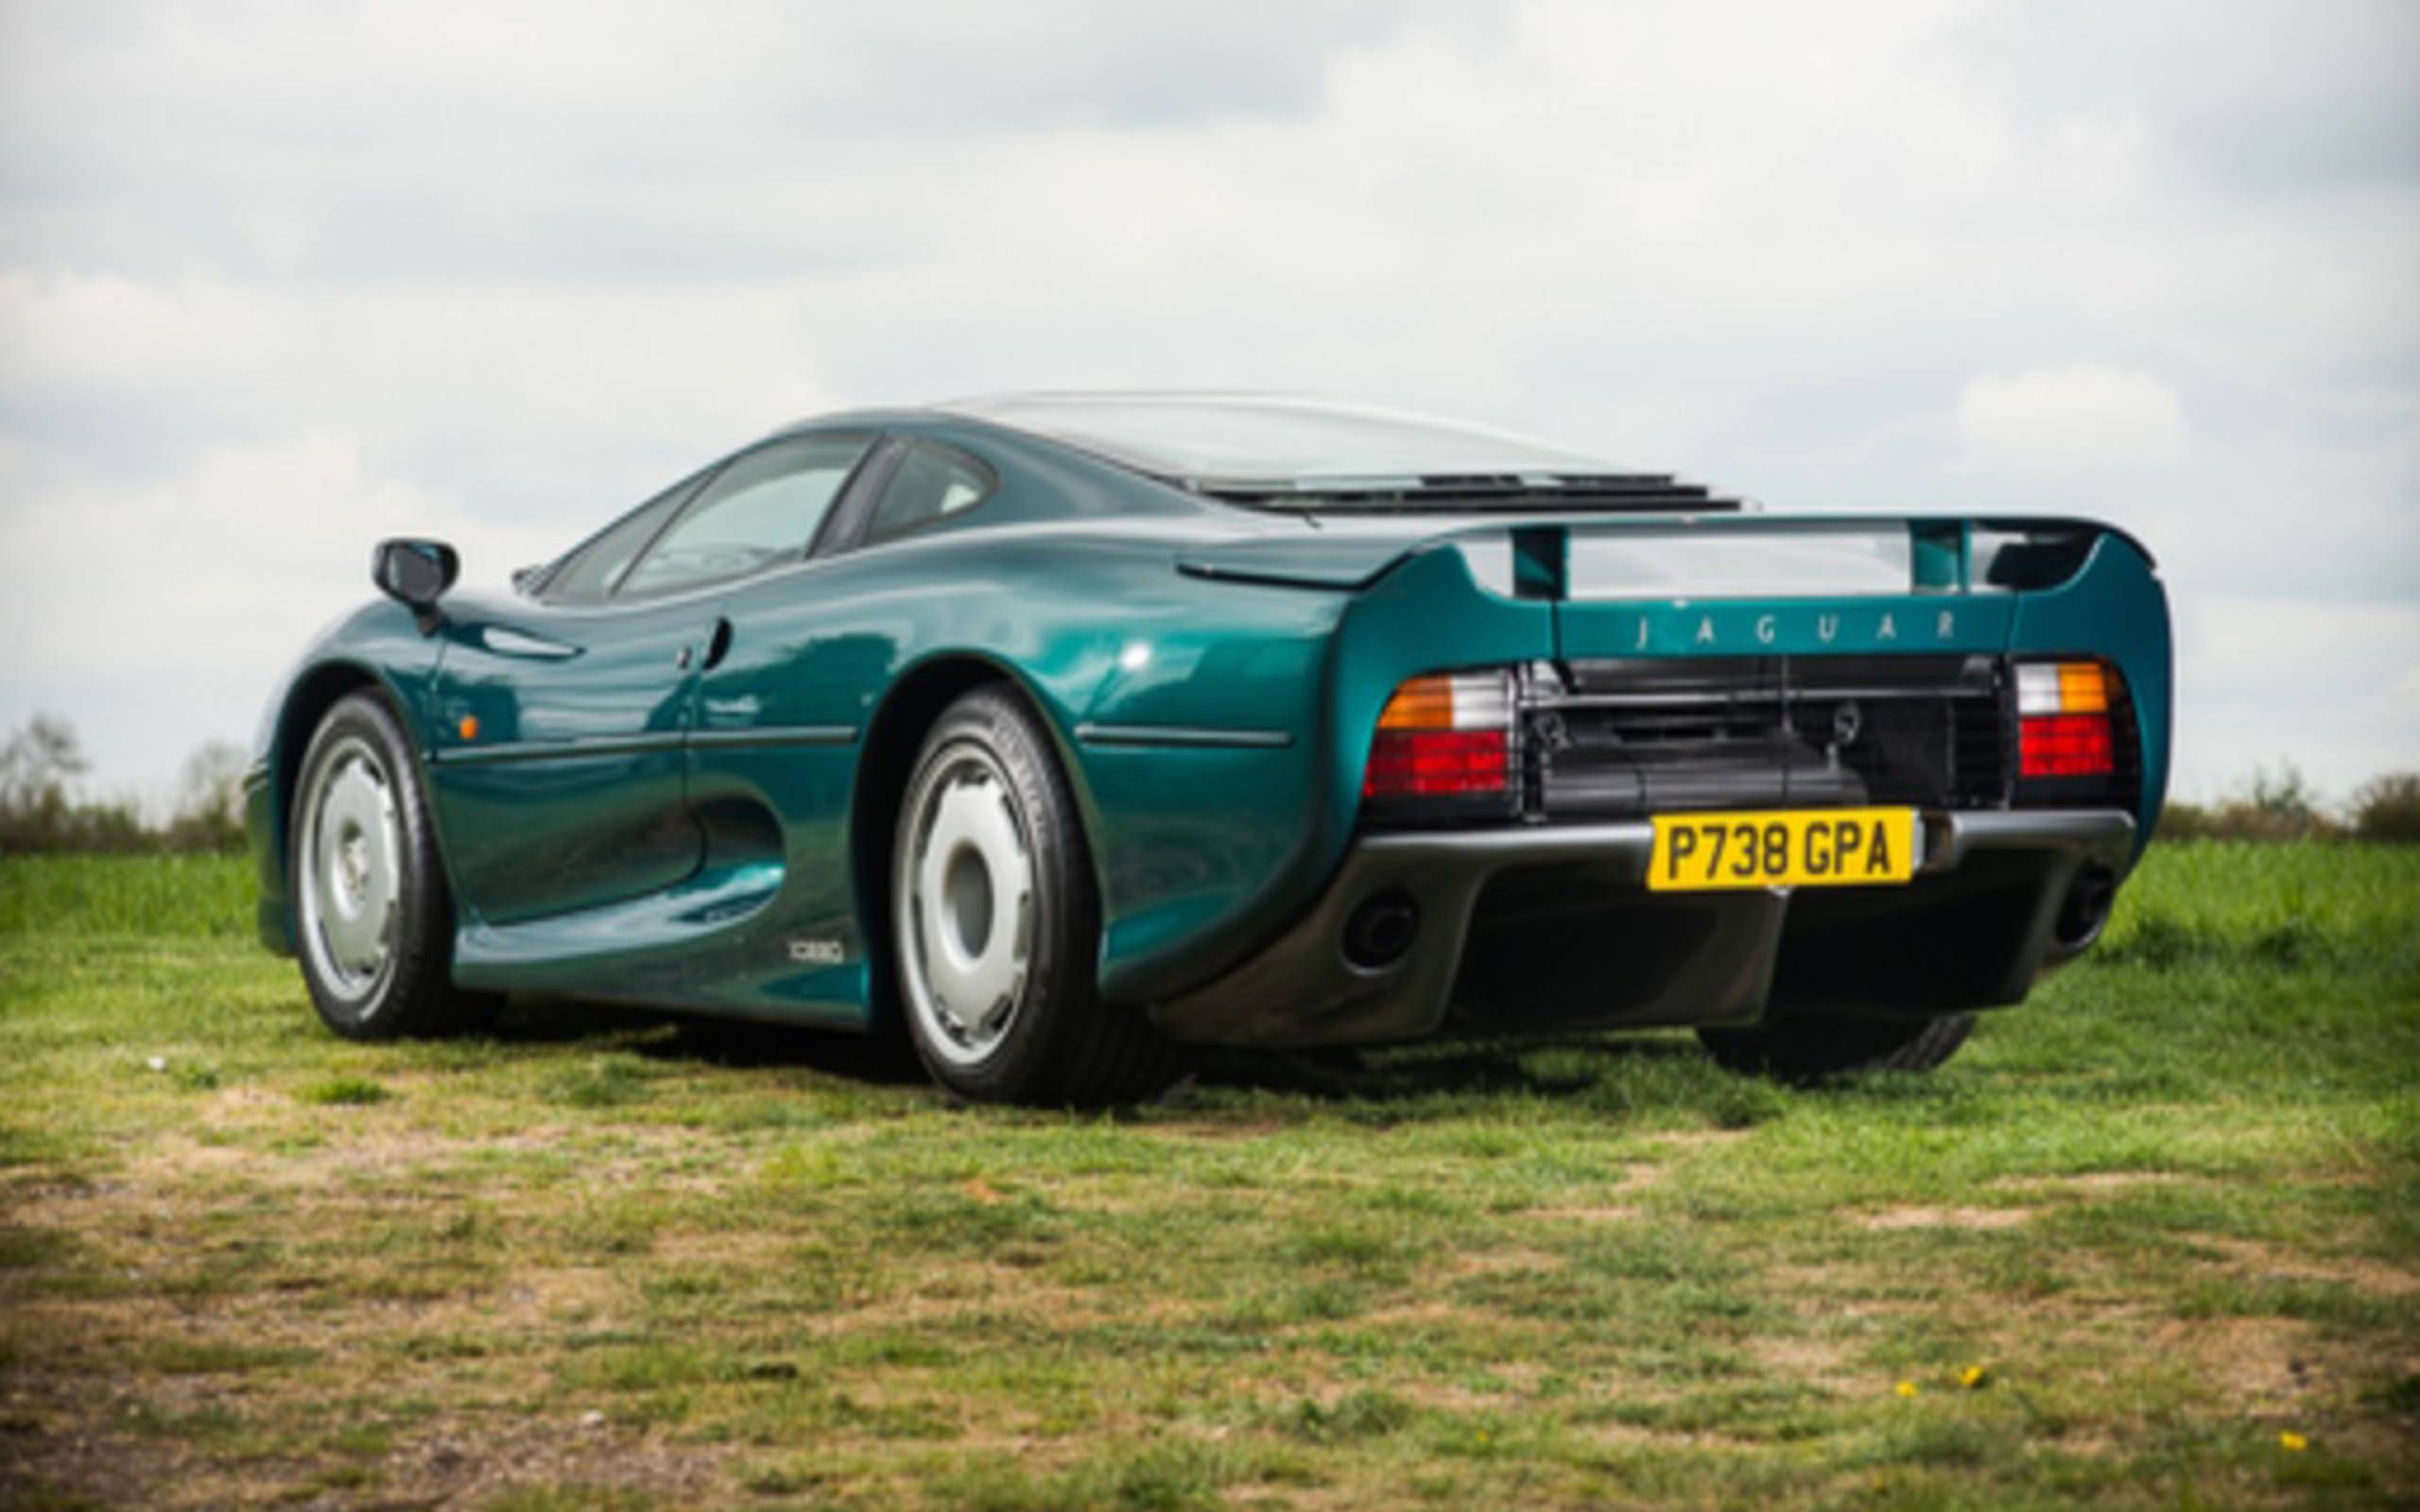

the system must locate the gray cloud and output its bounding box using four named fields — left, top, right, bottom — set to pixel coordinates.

left=1953, top=0, right=2420, bottom=190
left=0, top=2, right=1496, bottom=280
